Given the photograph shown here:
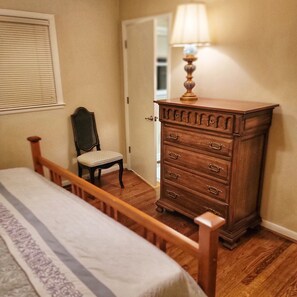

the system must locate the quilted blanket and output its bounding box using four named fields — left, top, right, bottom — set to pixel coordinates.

left=0, top=168, right=206, bottom=297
